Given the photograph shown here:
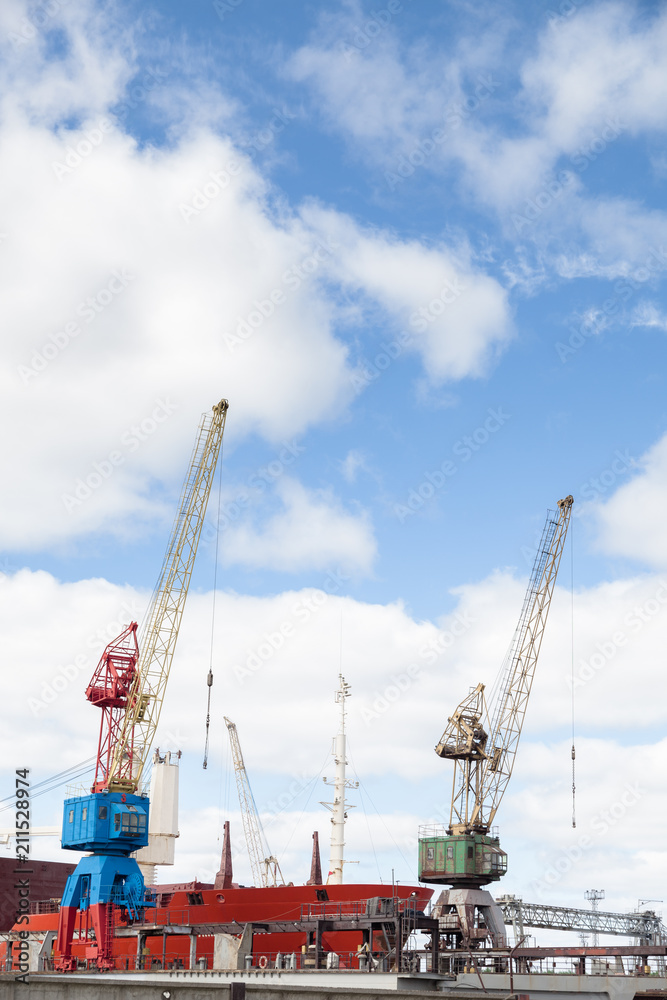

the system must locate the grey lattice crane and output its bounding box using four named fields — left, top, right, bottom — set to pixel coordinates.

left=224, top=716, right=284, bottom=888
